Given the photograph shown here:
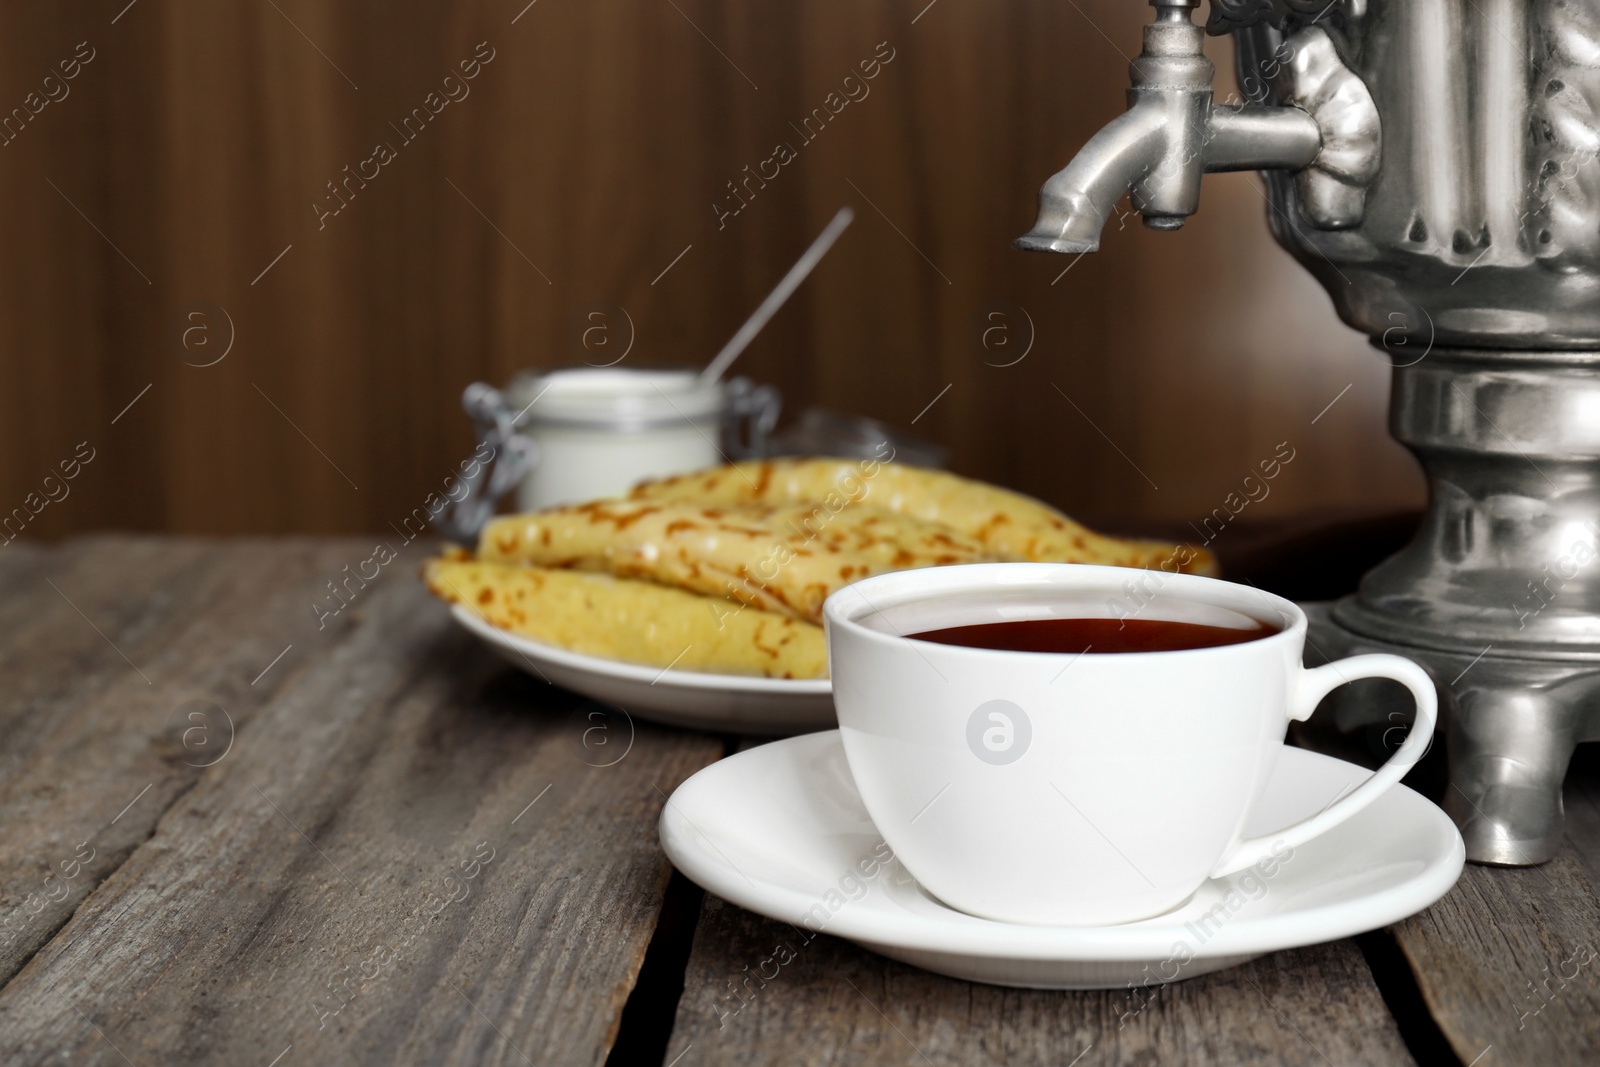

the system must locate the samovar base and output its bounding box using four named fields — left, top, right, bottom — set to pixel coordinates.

left=1303, top=602, right=1600, bottom=866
